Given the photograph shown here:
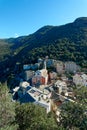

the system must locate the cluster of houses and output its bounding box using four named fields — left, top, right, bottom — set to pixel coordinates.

left=12, top=58, right=87, bottom=114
